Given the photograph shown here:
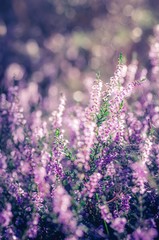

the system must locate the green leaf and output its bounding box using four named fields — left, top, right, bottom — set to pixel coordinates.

left=119, top=100, right=124, bottom=110
left=55, top=128, right=60, bottom=137
left=118, top=52, right=123, bottom=65
left=96, top=71, right=101, bottom=80
left=96, top=100, right=110, bottom=126
left=96, top=193, right=99, bottom=201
